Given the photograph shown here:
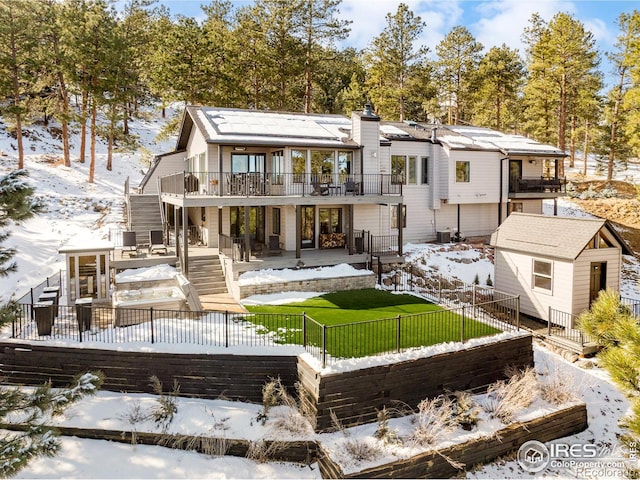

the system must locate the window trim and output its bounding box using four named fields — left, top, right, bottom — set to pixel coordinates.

left=421, top=156, right=429, bottom=185
left=532, top=258, right=553, bottom=293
